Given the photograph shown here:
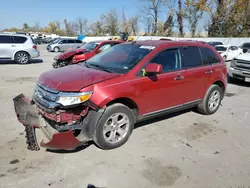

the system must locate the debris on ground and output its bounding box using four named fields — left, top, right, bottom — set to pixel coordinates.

left=9, top=159, right=20, bottom=164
